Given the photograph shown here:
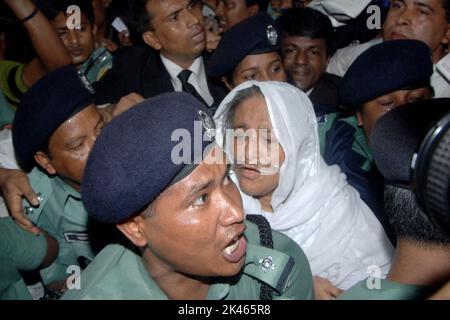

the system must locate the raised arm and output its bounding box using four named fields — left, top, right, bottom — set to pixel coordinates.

left=4, top=0, right=72, bottom=87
